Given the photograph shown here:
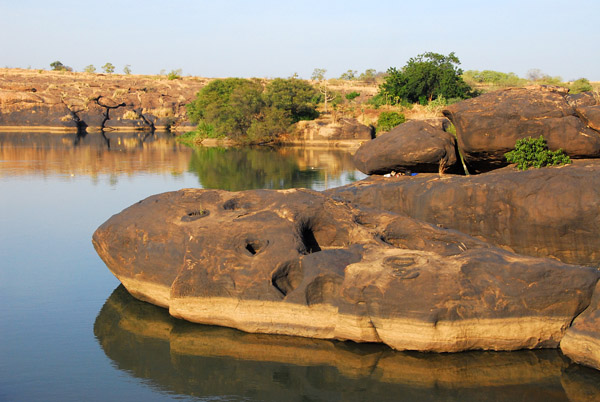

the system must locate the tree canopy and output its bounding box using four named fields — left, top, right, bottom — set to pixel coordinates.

left=379, top=52, right=474, bottom=103
left=186, top=77, right=319, bottom=141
